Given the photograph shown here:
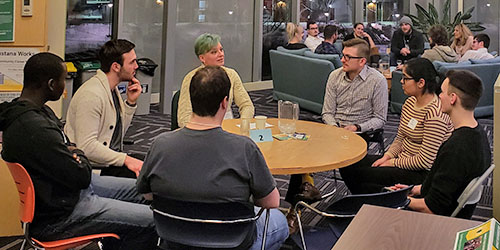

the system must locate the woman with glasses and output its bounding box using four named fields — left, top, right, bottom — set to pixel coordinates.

left=340, top=58, right=453, bottom=194
left=283, top=23, right=307, bottom=50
